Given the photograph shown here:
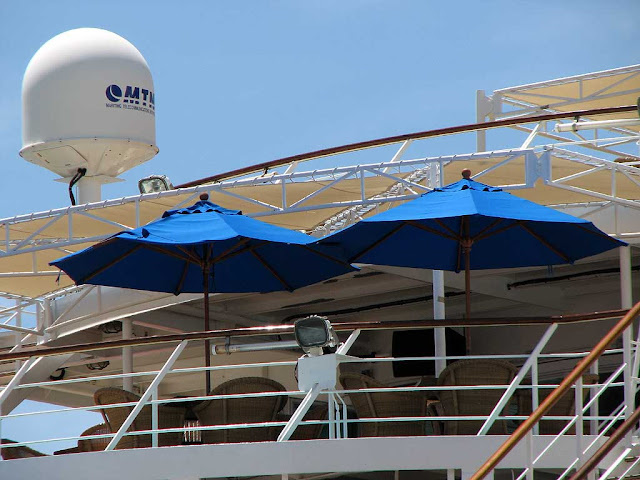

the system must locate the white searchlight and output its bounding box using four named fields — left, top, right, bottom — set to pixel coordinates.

left=294, top=315, right=337, bottom=357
